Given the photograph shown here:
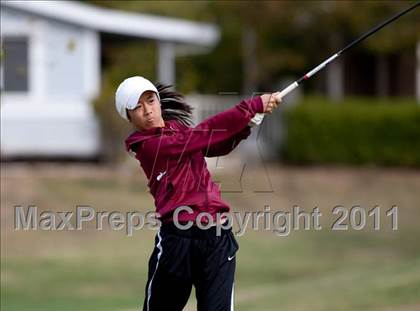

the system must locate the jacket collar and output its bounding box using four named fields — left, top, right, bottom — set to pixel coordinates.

left=125, top=120, right=178, bottom=152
